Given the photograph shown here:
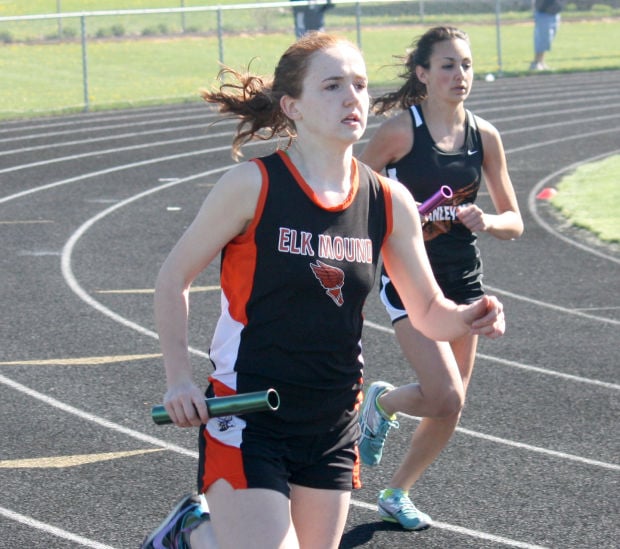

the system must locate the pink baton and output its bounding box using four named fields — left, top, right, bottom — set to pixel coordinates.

left=418, top=185, right=453, bottom=216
